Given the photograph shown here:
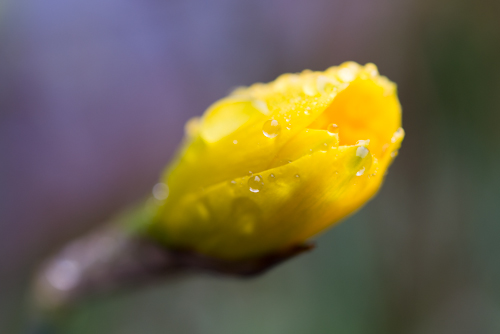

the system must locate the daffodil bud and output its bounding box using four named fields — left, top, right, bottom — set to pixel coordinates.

left=148, top=62, right=404, bottom=261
